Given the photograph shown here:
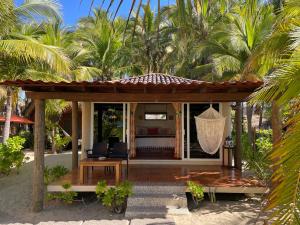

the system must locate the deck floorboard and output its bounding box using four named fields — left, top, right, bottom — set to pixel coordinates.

left=48, top=164, right=267, bottom=193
